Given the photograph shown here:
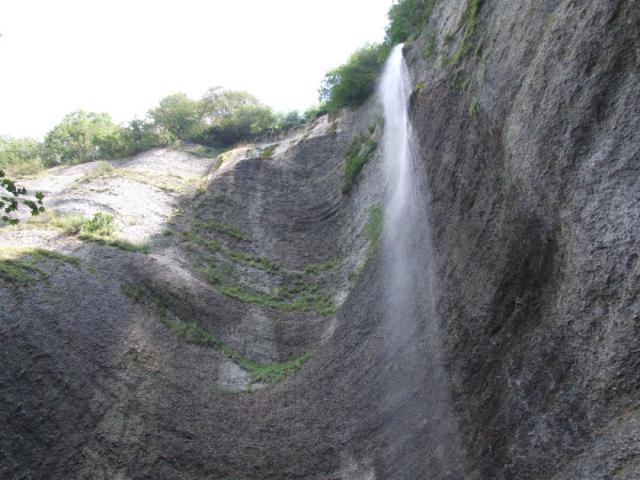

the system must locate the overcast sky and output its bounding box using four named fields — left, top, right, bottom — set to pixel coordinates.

left=0, top=0, right=393, bottom=139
